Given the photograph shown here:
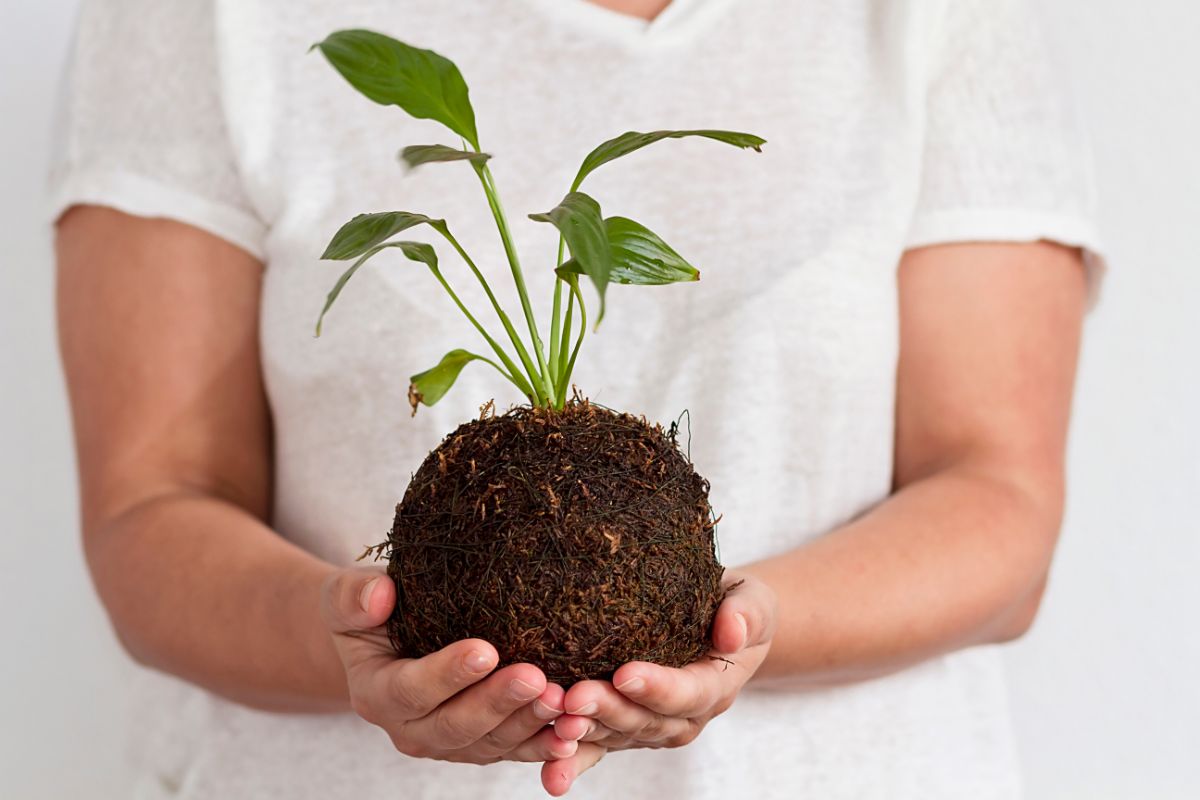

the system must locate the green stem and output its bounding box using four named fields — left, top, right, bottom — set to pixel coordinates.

left=557, top=287, right=575, bottom=404
left=428, top=267, right=537, bottom=403
left=474, top=354, right=520, bottom=385
left=433, top=224, right=546, bottom=404
left=557, top=279, right=587, bottom=407
left=474, top=161, right=554, bottom=404
left=547, top=238, right=567, bottom=390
